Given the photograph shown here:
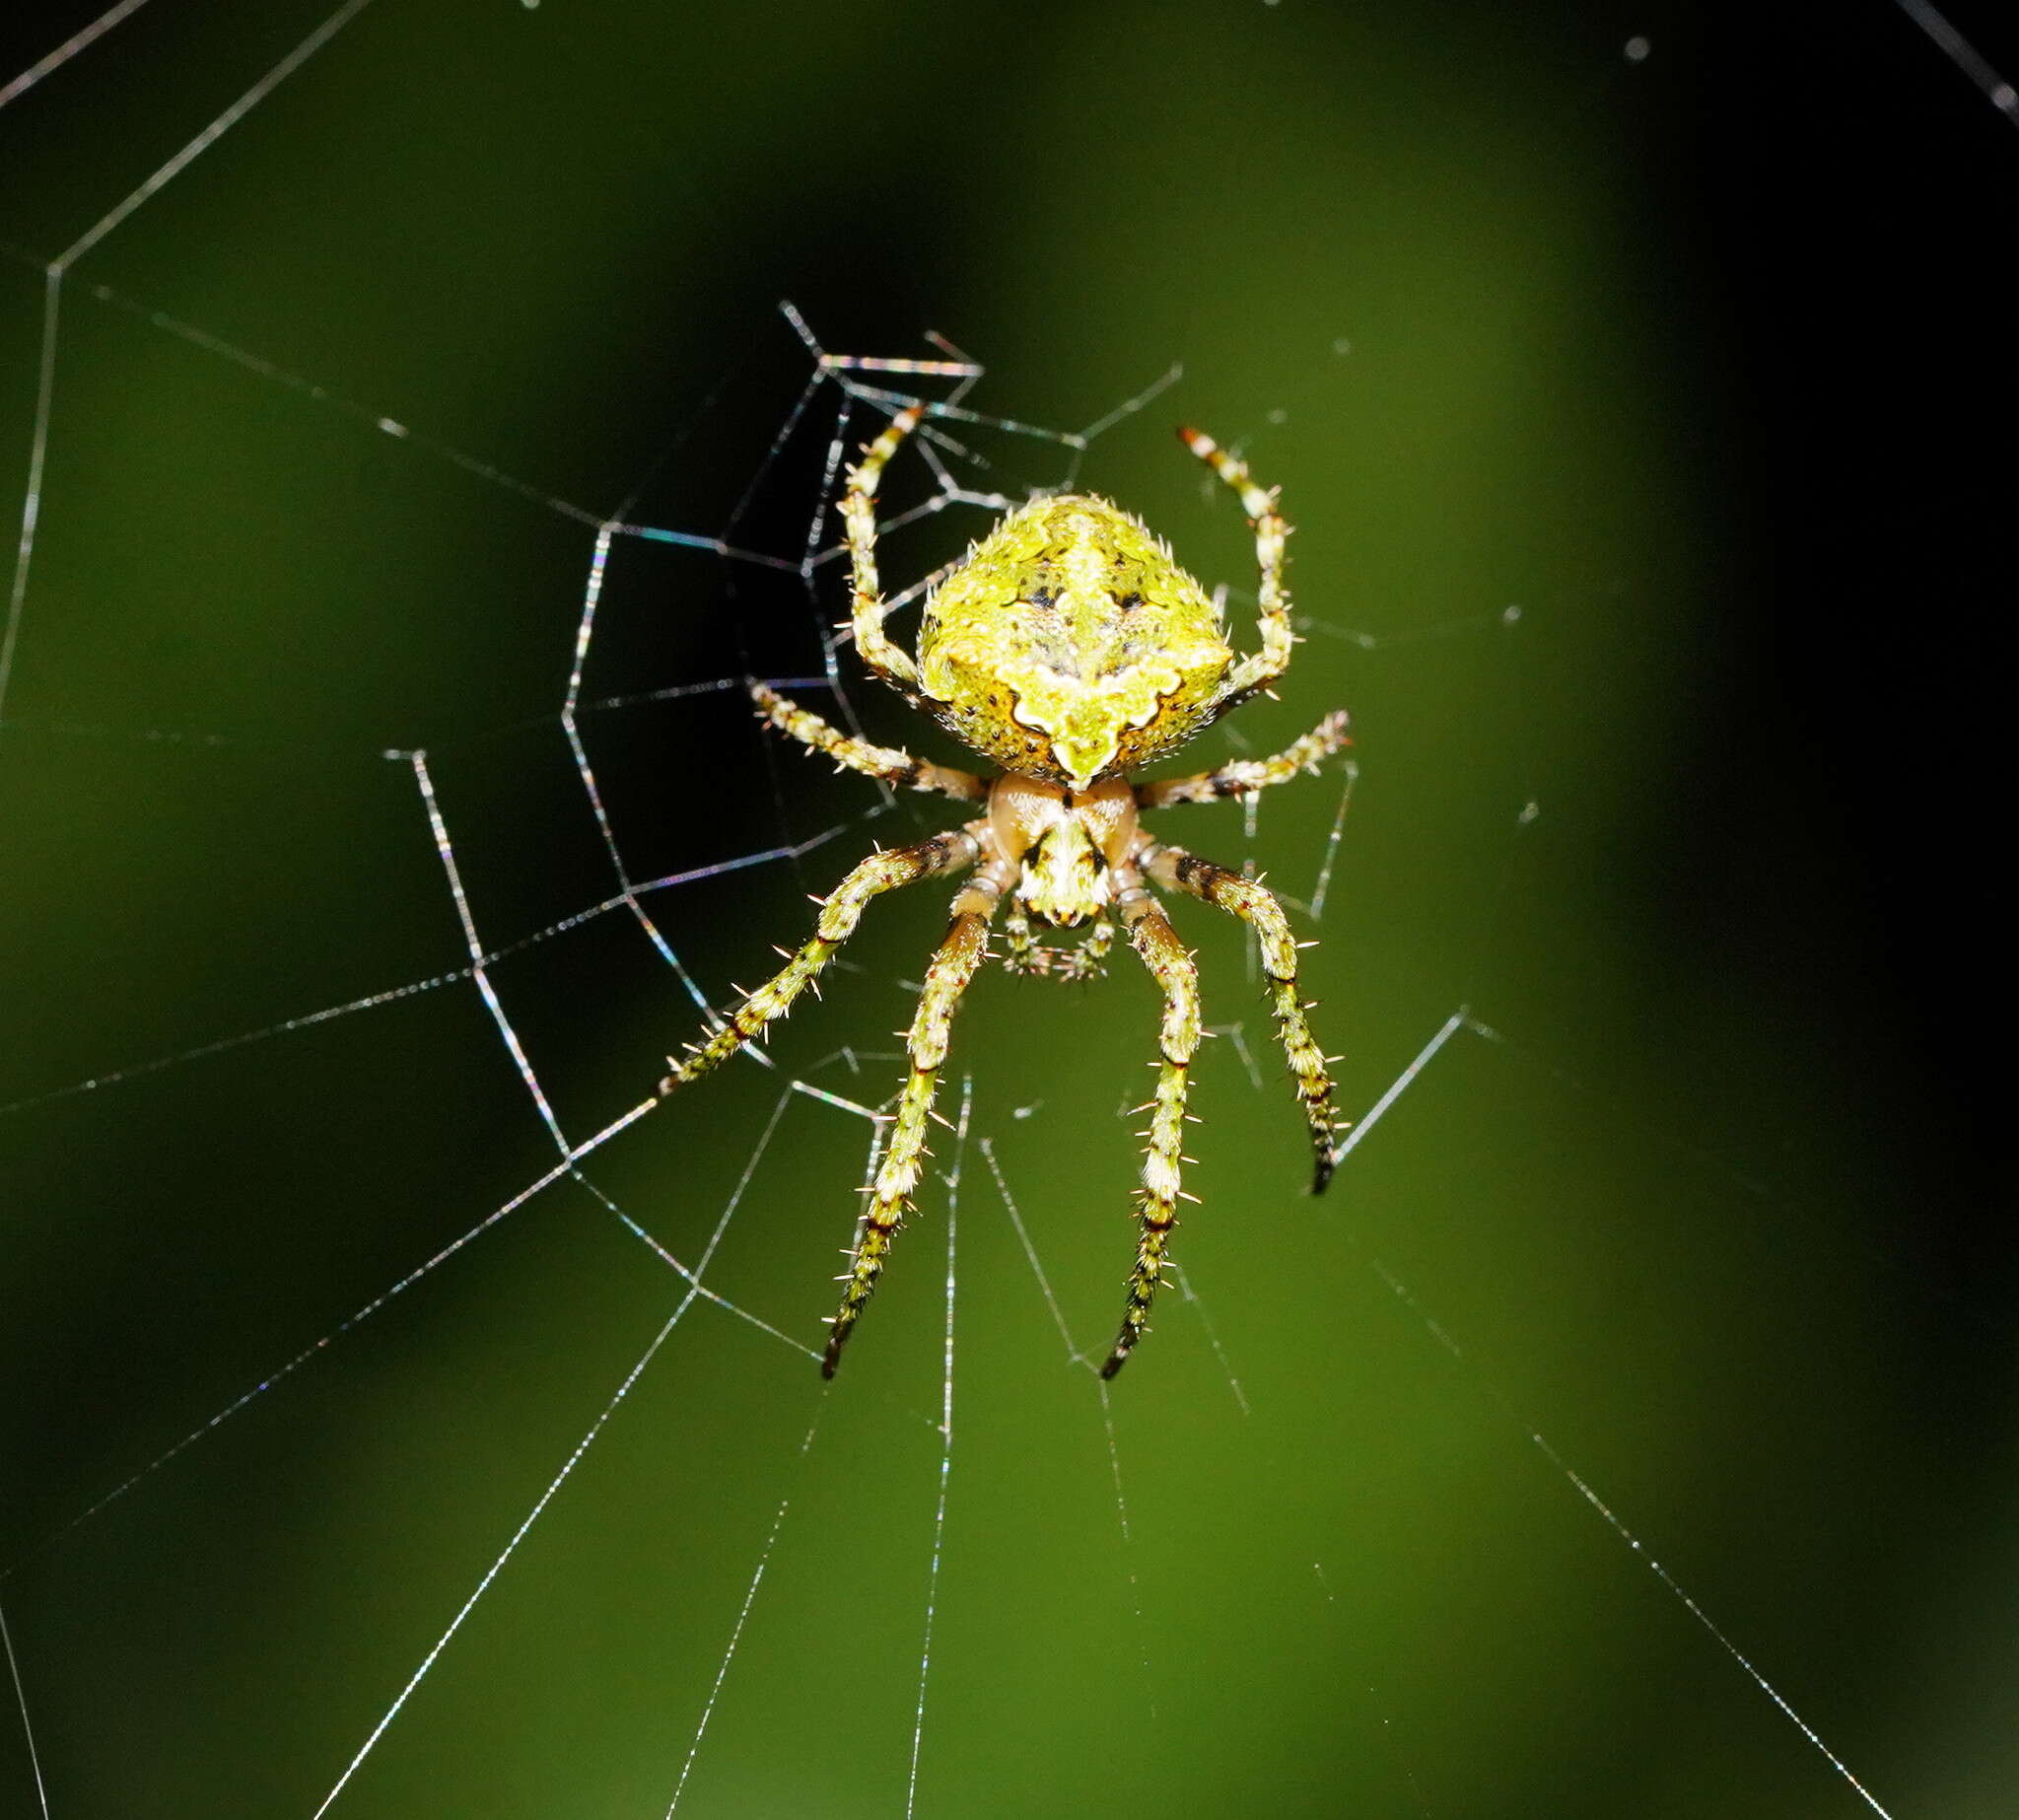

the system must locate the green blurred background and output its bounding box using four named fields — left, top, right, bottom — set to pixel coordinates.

left=1, top=1, right=2010, bottom=1814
